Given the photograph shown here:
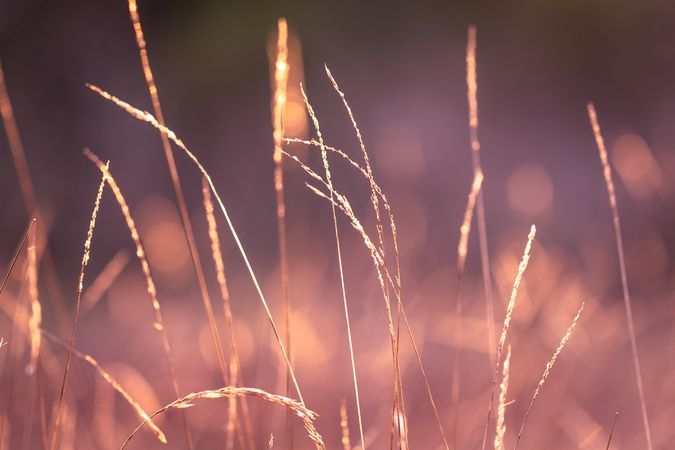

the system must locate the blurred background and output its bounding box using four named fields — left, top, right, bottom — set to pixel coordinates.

left=1, top=0, right=675, bottom=449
